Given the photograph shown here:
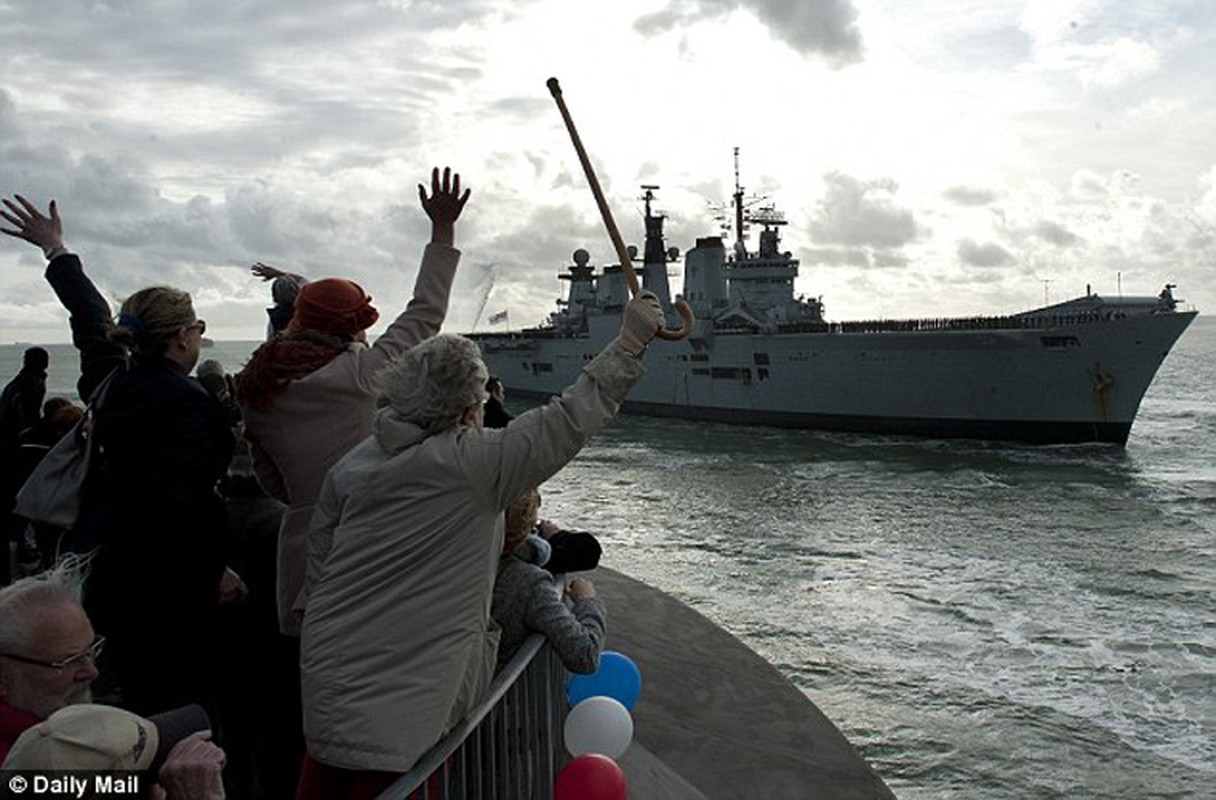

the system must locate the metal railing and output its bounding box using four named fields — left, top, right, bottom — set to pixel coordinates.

left=375, top=634, right=567, bottom=800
